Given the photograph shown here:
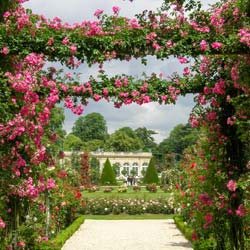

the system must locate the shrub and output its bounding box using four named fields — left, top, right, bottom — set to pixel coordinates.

left=117, top=186, right=128, bottom=193
left=35, top=216, right=85, bottom=250
left=103, top=187, right=113, bottom=193
left=87, top=185, right=100, bottom=192
left=133, top=185, right=141, bottom=192
left=146, top=183, right=157, bottom=192
left=143, top=158, right=159, bottom=184
left=100, top=158, right=117, bottom=185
